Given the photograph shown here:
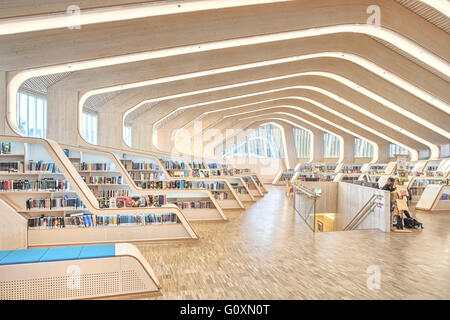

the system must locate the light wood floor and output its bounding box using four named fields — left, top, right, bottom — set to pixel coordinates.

left=131, top=185, right=450, bottom=300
